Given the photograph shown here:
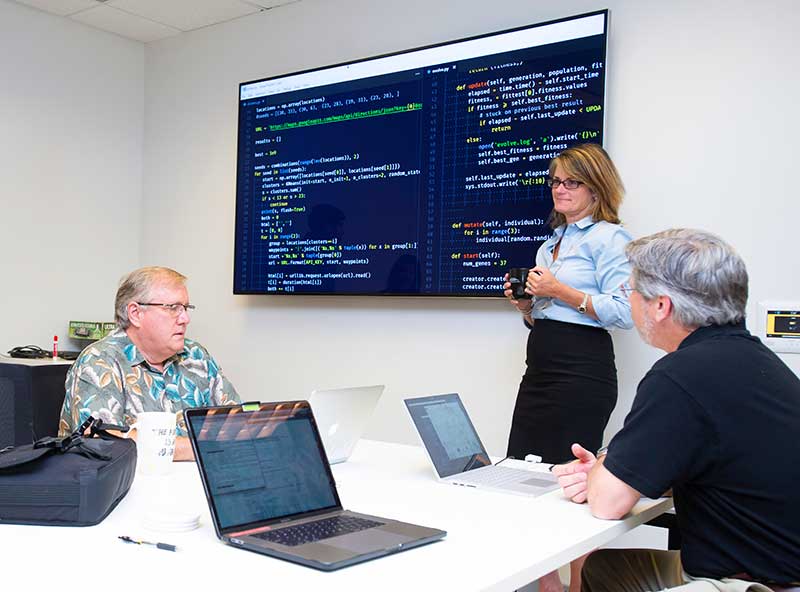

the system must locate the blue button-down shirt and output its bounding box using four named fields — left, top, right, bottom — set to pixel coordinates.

left=530, top=216, right=633, bottom=330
